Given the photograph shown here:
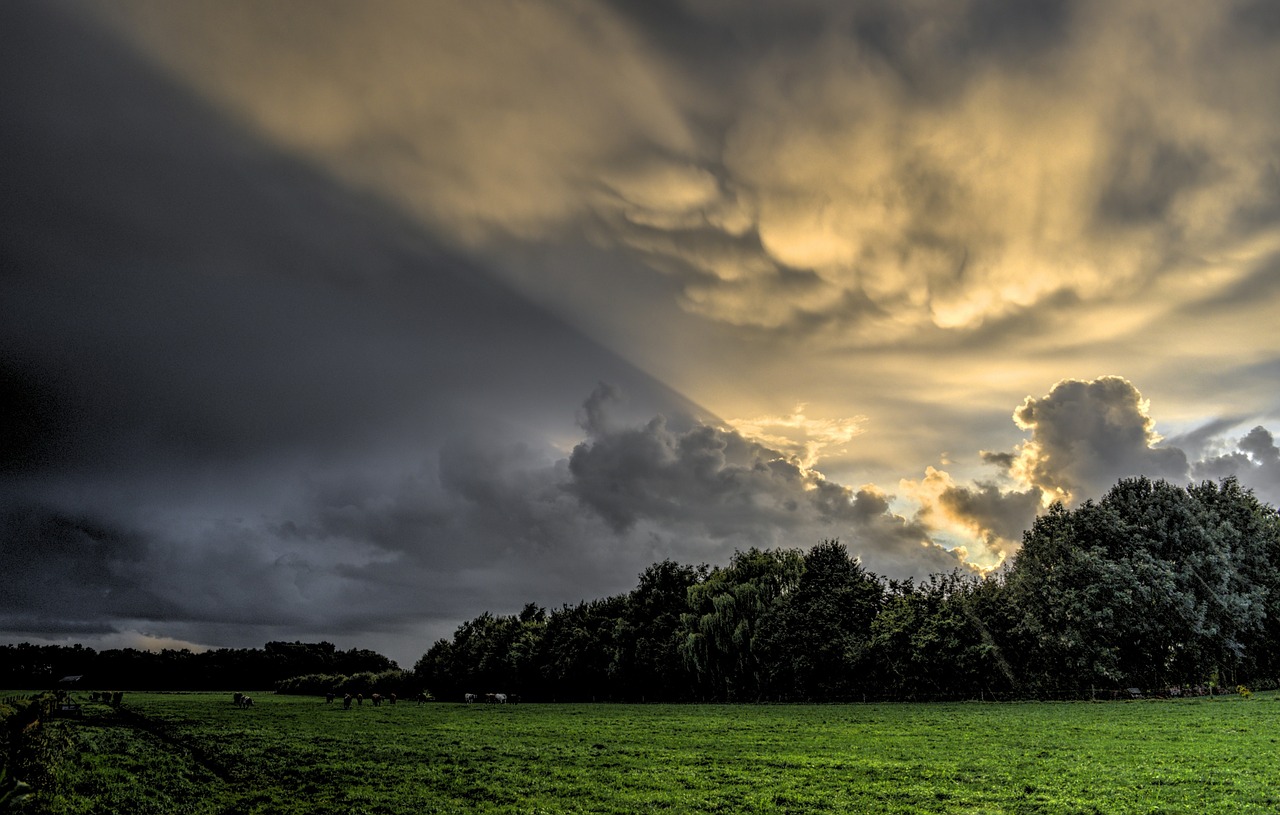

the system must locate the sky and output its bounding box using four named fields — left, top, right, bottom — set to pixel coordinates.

left=3, top=0, right=1280, bottom=669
